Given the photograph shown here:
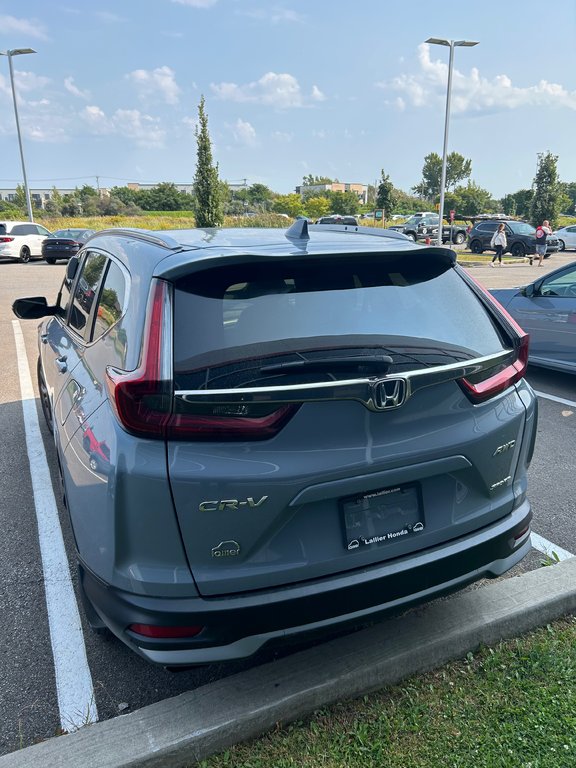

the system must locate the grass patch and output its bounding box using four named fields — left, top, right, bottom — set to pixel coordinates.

left=35, top=213, right=291, bottom=232
left=197, top=617, right=576, bottom=768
